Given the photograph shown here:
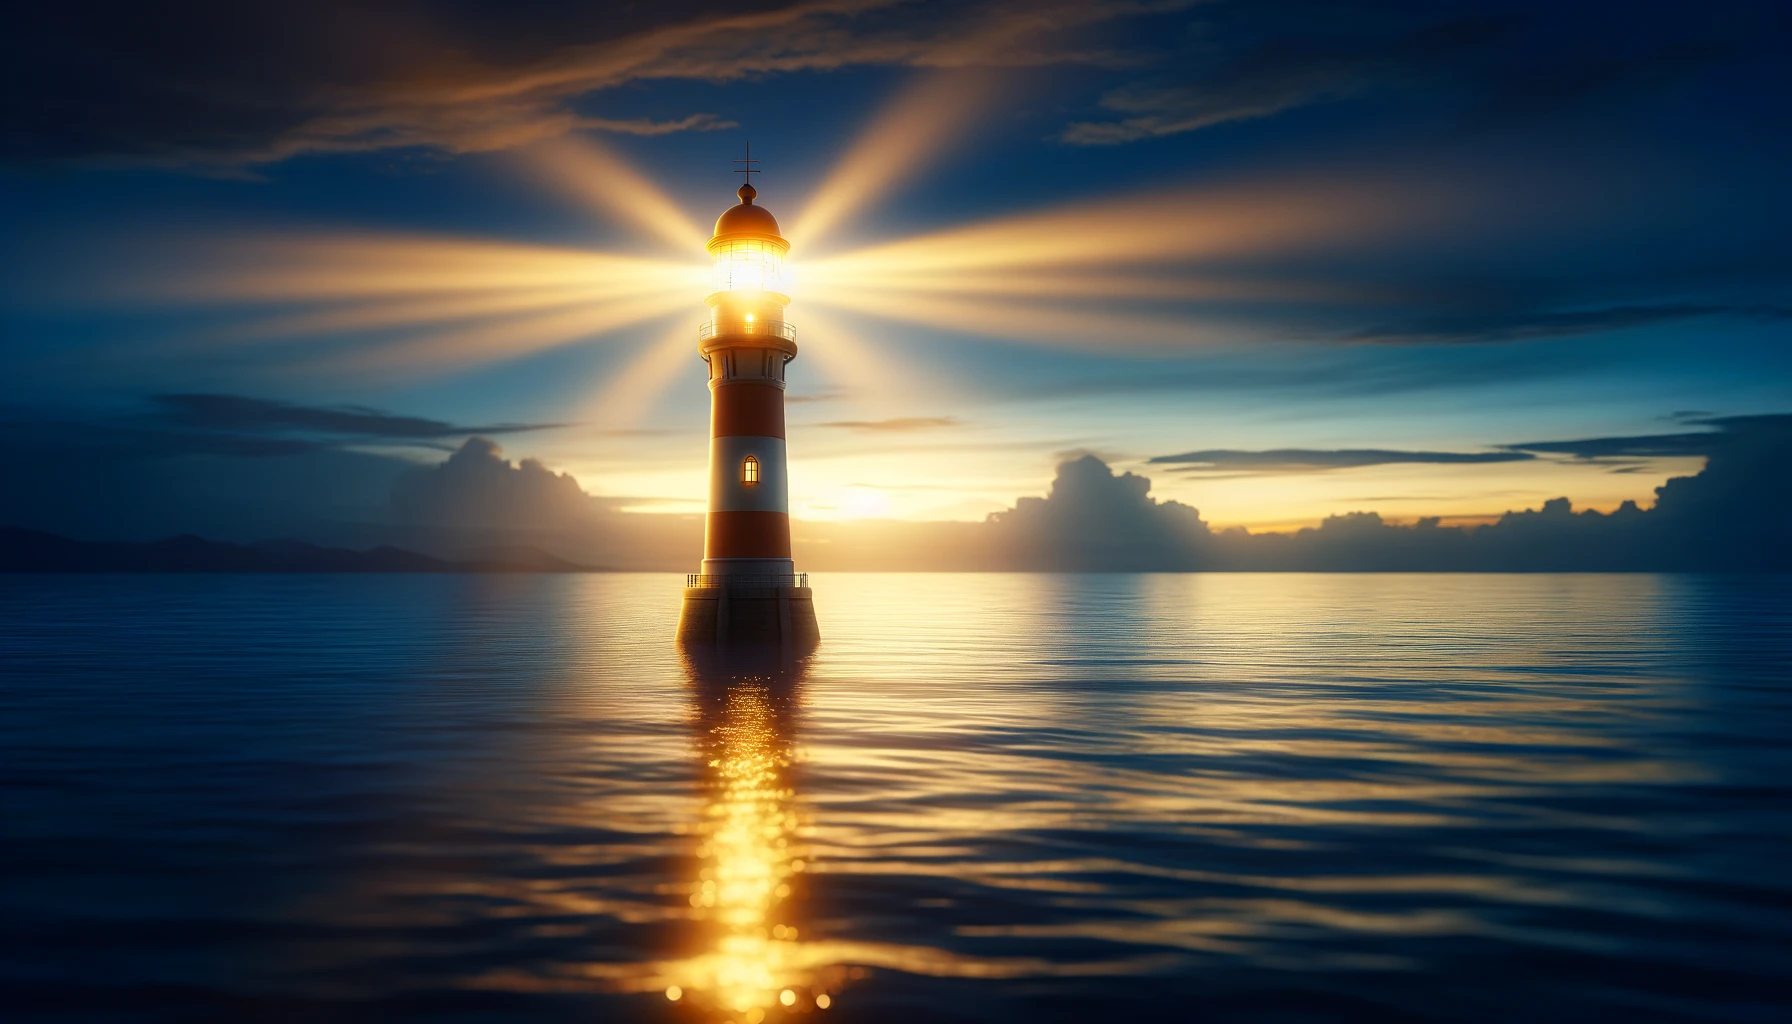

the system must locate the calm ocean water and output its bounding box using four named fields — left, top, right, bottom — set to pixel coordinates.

left=3, top=573, right=1790, bottom=1022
